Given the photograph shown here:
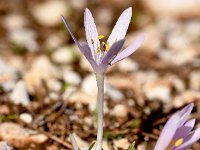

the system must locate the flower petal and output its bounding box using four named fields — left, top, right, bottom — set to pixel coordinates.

left=154, top=113, right=181, bottom=150
left=110, top=34, right=144, bottom=65
left=61, top=15, right=82, bottom=50
left=175, top=128, right=200, bottom=150
left=81, top=43, right=98, bottom=71
left=99, top=39, right=125, bottom=72
left=84, top=8, right=100, bottom=60
left=69, top=134, right=80, bottom=150
left=173, top=119, right=196, bottom=141
left=178, top=103, right=194, bottom=127
left=61, top=15, right=97, bottom=71
left=107, top=7, right=132, bottom=46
